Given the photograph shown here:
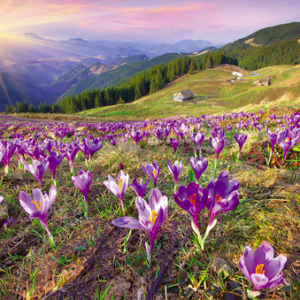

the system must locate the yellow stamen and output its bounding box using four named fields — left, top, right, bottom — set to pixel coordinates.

left=285, top=137, right=290, bottom=143
left=215, top=194, right=222, bottom=204
left=31, top=199, right=42, bottom=211
left=149, top=211, right=158, bottom=224
left=255, top=264, right=265, bottom=274
left=153, top=170, right=156, bottom=177
left=118, top=179, right=122, bottom=189
left=189, top=194, right=197, bottom=206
